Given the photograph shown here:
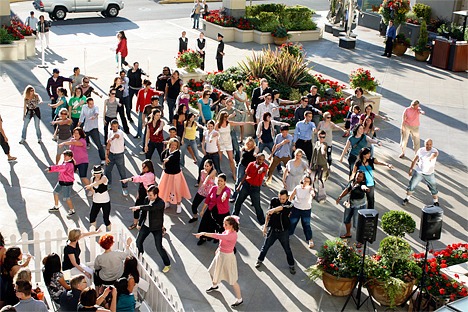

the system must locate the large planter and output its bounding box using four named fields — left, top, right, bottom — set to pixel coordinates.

left=273, top=36, right=288, bottom=46
left=253, top=30, right=274, bottom=44
left=322, top=271, right=357, bottom=297
left=392, top=42, right=408, bottom=56
left=414, top=50, right=430, bottom=62
left=178, top=68, right=207, bottom=83
left=400, top=22, right=421, bottom=46
left=203, top=20, right=235, bottom=43
left=357, top=11, right=381, bottom=31
left=0, top=42, right=18, bottom=61
left=367, top=279, right=415, bottom=306
left=234, top=28, right=254, bottom=43
left=24, top=35, right=36, bottom=57
left=289, top=28, right=323, bottom=41
left=342, top=89, right=382, bottom=114
left=16, top=39, right=27, bottom=60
